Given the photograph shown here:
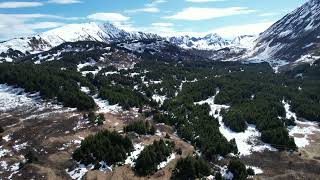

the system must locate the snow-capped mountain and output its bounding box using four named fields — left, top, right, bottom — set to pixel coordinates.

left=168, top=34, right=257, bottom=51
left=168, top=33, right=232, bottom=50
left=251, top=0, right=320, bottom=63
left=0, top=22, right=161, bottom=55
